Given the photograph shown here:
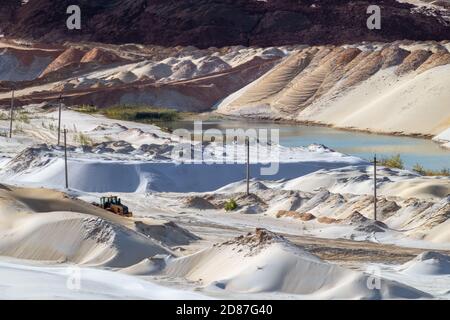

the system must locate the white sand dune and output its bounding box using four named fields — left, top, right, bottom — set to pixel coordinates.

left=0, top=140, right=364, bottom=193
left=0, top=47, right=59, bottom=81
left=0, top=185, right=172, bottom=267
left=0, top=212, right=170, bottom=267
left=399, top=251, right=450, bottom=275
left=301, top=66, right=450, bottom=136
left=434, top=128, right=450, bottom=149
left=283, top=165, right=450, bottom=200
left=0, top=257, right=204, bottom=300
left=159, top=229, right=428, bottom=299
left=218, top=42, right=450, bottom=138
